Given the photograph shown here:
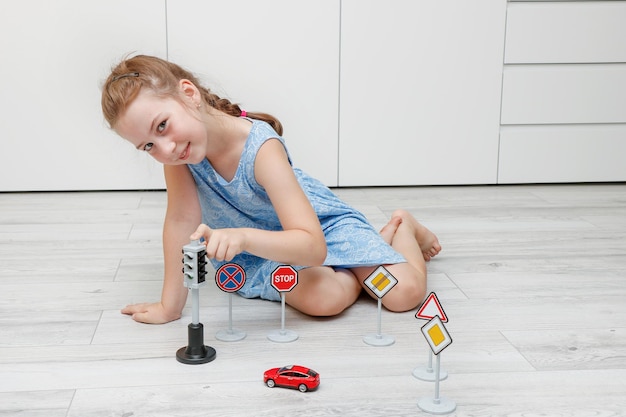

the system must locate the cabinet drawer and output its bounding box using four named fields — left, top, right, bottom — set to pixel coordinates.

left=505, top=1, right=626, bottom=63
left=498, top=125, right=626, bottom=183
left=501, top=64, right=626, bottom=125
